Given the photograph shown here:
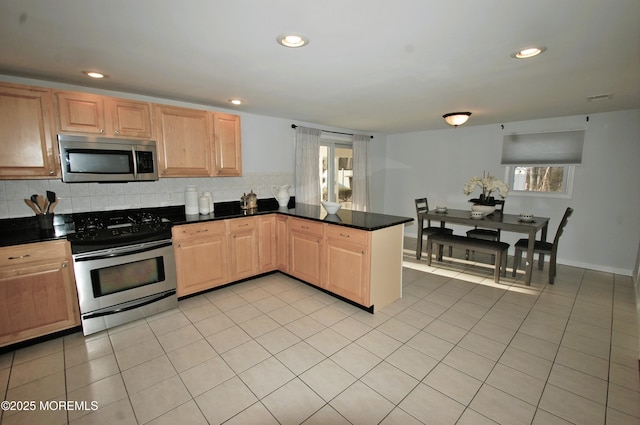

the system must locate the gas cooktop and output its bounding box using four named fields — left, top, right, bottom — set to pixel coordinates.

left=65, top=207, right=184, bottom=251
